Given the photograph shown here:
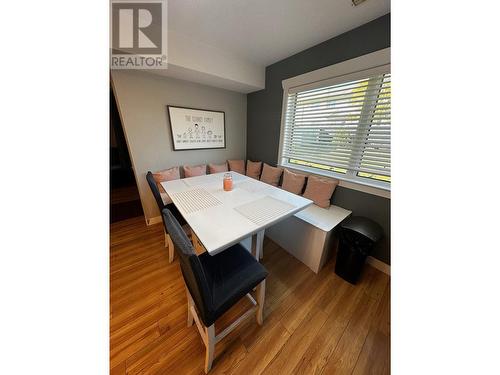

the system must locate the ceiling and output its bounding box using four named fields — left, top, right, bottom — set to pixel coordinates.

left=168, top=0, right=390, bottom=67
